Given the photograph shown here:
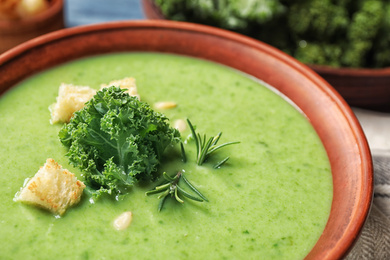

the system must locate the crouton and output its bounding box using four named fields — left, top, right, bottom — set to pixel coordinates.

left=49, top=83, right=96, bottom=124
left=100, top=77, right=140, bottom=99
left=50, top=78, right=138, bottom=124
left=14, top=158, right=85, bottom=216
